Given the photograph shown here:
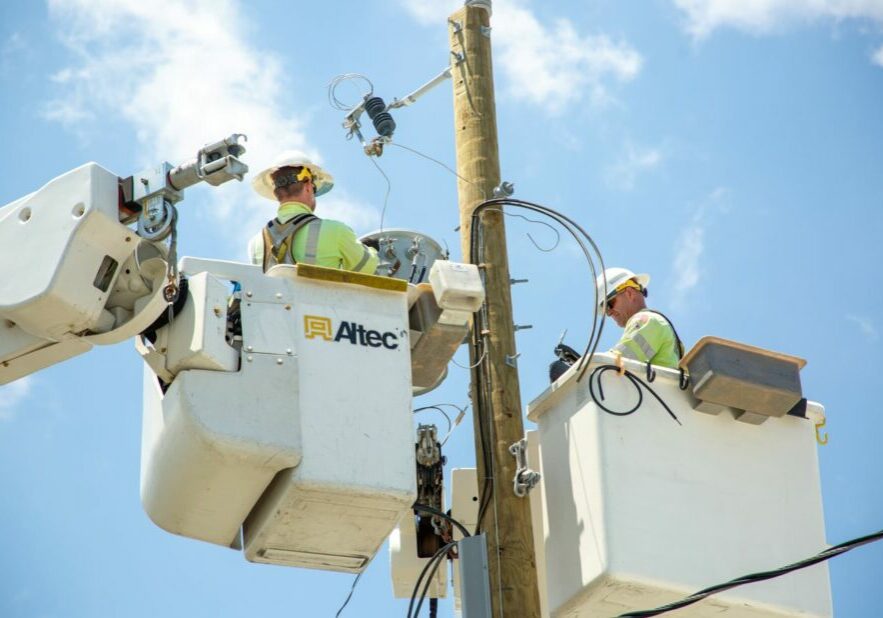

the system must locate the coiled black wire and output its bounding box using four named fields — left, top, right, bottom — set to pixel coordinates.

left=588, top=365, right=681, bottom=425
